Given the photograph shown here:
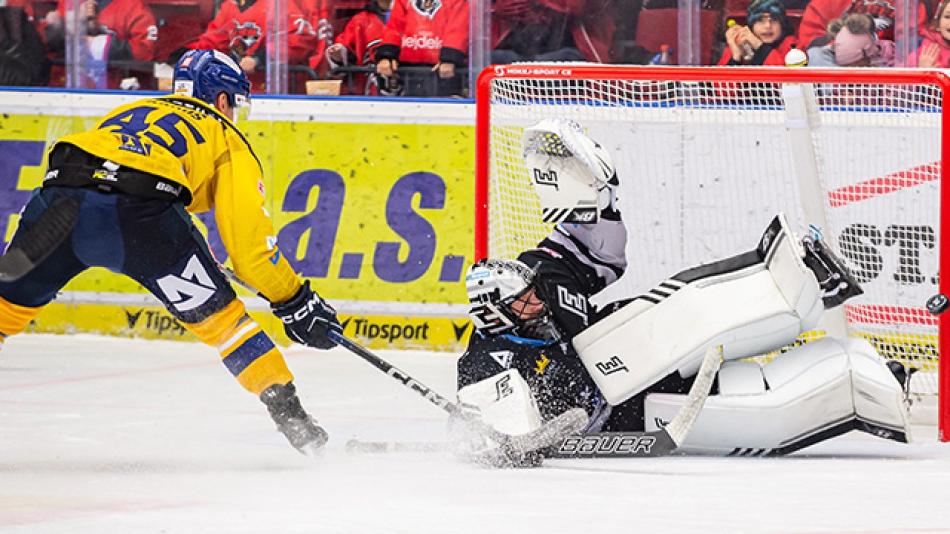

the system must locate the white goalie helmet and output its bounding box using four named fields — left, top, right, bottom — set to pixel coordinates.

left=466, top=259, right=538, bottom=334
left=522, top=118, right=619, bottom=224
